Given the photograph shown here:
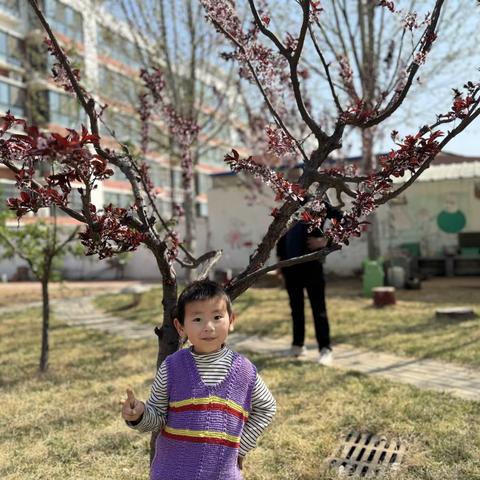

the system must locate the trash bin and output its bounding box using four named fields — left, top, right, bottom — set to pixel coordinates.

left=362, top=259, right=384, bottom=297
left=387, top=266, right=406, bottom=289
